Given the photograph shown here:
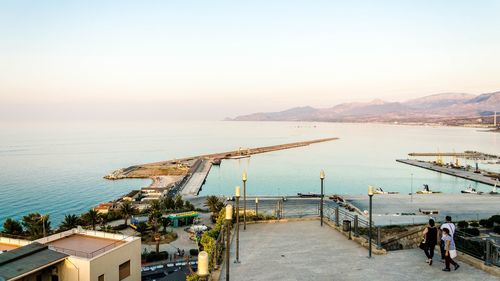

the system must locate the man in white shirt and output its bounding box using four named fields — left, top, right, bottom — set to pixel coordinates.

left=440, top=216, right=456, bottom=261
